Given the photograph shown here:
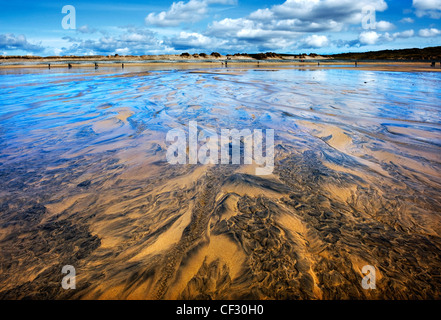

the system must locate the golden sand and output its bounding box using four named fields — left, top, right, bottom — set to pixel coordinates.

left=0, top=65, right=440, bottom=300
